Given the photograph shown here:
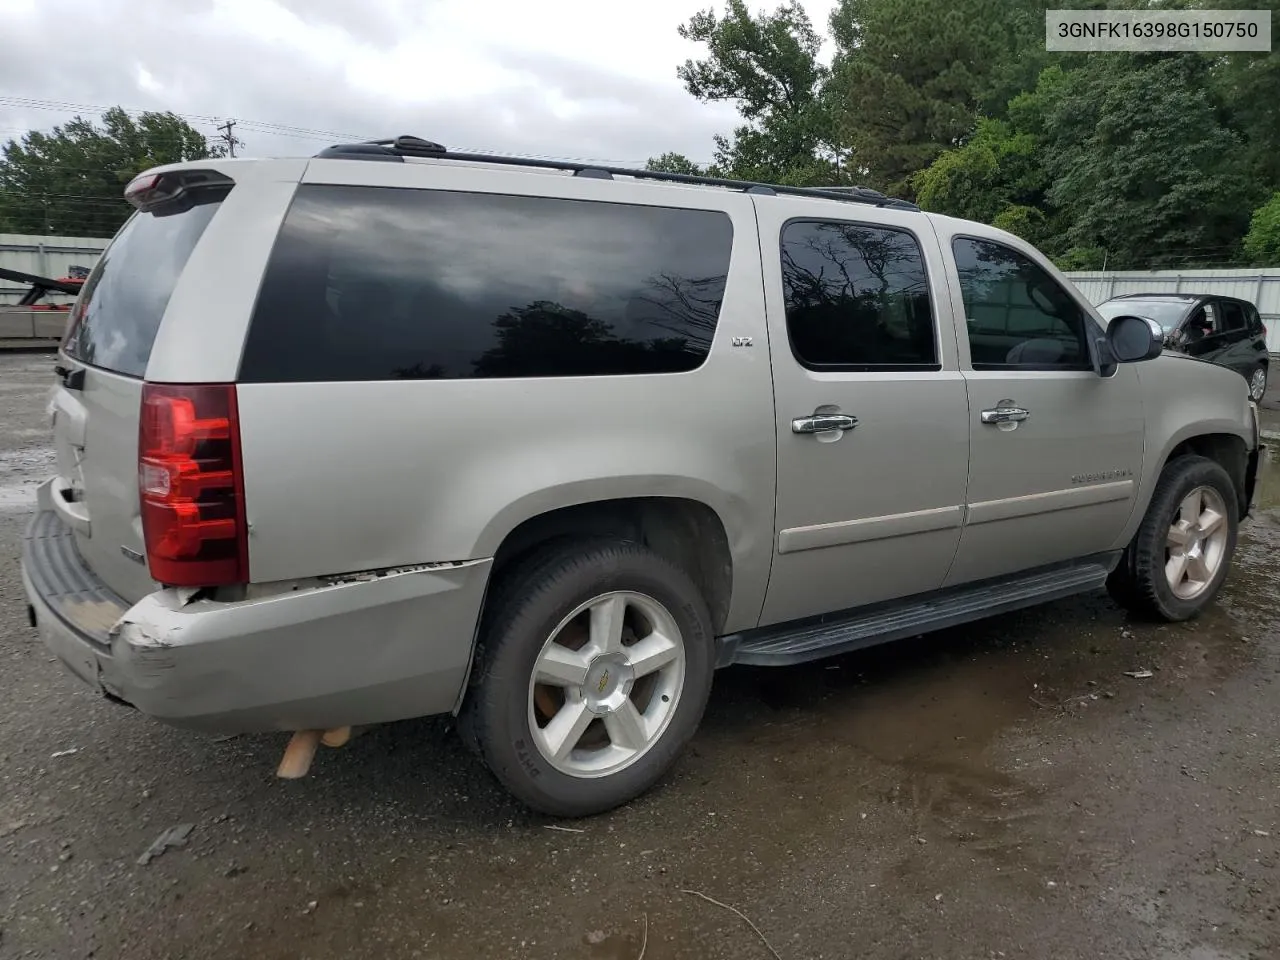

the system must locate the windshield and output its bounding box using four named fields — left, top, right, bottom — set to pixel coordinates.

left=1096, top=299, right=1189, bottom=332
